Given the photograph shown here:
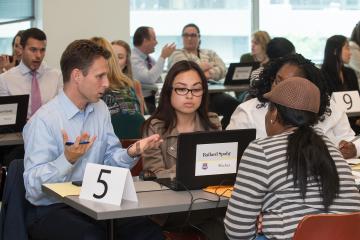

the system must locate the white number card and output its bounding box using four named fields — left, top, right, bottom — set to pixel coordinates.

left=80, top=163, right=138, bottom=205
left=332, top=91, right=360, bottom=116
